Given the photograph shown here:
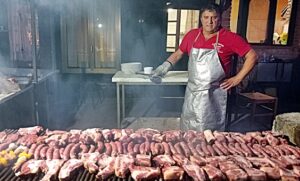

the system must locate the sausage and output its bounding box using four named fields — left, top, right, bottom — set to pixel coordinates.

left=127, top=141, right=134, bottom=154
left=252, top=144, right=269, bottom=157
left=115, top=141, right=122, bottom=154
left=144, top=141, right=150, bottom=154
left=212, top=144, right=224, bottom=156
left=231, top=134, right=246, bottom=144
left=214, top=141, right=230, bottom=155
left=52, top=148, right=60, bottom=159
left=187, top=142, right=198, bottom=157
left=285, top=145, right=300, bottom=158
left=40, top=146, right=49, bottom=159
left=234, top=143, right=246, bottom=156
left=195, top=144, right=205, bottom=157
left=168, top=142, right=177, bottom=155
left=104, top=143, right=112, bottom=155
left=225, top=135, right=235, bottom=143
left=150, top=142, right=156, bottom=155
left=70, top=143, right=81, bottom=159
left=122, top=143, right=128, bottom=154
left=162, top=142, right=171, bottom=155
left=96, top=141, right=104, bottom=153
left=155, top=143, right=164, bottom=155
left=213, top=131, right=227, bottom=143
left=179, top=142, right=191, bottom=157
left=200, top=142, right=211, bottom=157
left=133, top=143, right=140, bottom=154
left=28, top=143, right=37, bottom=155
left=206, top=144, right=217, bottom=156
left=174, top=143, right=184, bottom=156
left=265, top=145, right=280, bottom=157
left=273, top=146, right=285, bottom=156
left=88, top=145, right=96, bottom=153
left=62, top=143, right=75, bottom=160
left=59, top=148, right=65, bottom=159
left=247, top=143, right=262, bottom=157
left=46, top=147, right=54, bottom=160
left=110, top=142, right=118, bottom=156
left=80, top=144, right=89, bottom=154
left=34, top=144, right=45, bottom=159
left=239, top=142, right=254, bottom=157
left=139, top=143, right=145, bottom=154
